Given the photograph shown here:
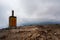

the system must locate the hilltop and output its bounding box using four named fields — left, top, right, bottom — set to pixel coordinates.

left=0, top=24, right=60, bottom=40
